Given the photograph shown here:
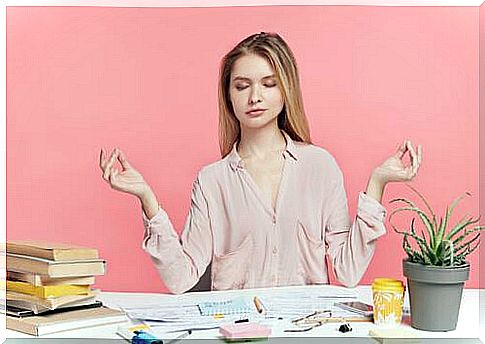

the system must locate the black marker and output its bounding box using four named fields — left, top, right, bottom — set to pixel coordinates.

left=235, top=318, right=249, bottom=323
